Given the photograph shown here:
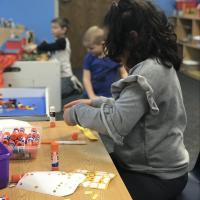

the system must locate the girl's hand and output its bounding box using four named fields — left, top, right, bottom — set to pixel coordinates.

left=63, top=99, right=92, bottom=111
